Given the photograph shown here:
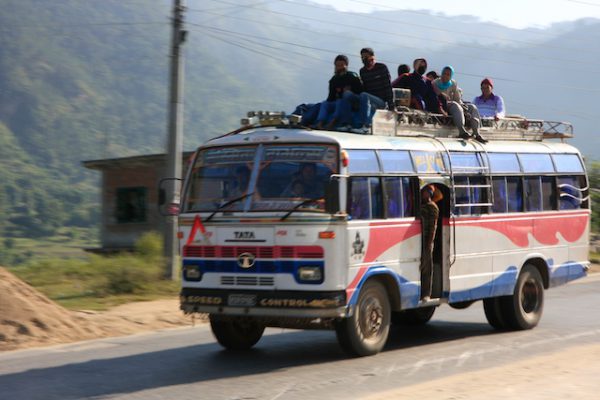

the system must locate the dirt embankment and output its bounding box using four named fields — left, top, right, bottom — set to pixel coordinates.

left=0, top=267, right=201, bottom=351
